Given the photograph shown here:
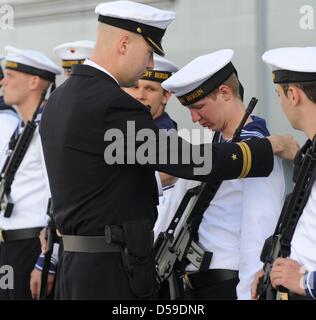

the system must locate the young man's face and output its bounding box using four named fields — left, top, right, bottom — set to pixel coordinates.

left=275, top=84, right=298, bottom=129
left=2, top=69, right=31, bottom=106
left=124, top=79, right=169, bottom=119
left=188, top=94, right=226, bottom=132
